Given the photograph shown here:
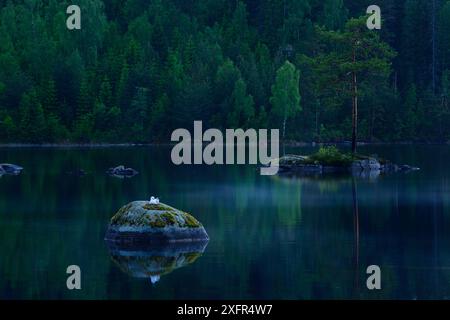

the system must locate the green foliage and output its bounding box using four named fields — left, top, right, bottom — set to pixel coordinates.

left=402, top=85, right=418, bottom=138
left=18, top=90, right=46, bottom=142
left=307, top=146, right=353, bottom=167
left=227, top=79, right=255, bottom=128
left=305, top=16, right=396, bottom=148
left=270, top=61, right=301, bottom=139
left=0, top=1, right=448, bottom=143
left=324, top=0, right=348, bottom=30
left=73, top=114, right=94, bottom=142
left=46, top=113, right=68, bottom=142
left=0, top=114, right=16, bottom=141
